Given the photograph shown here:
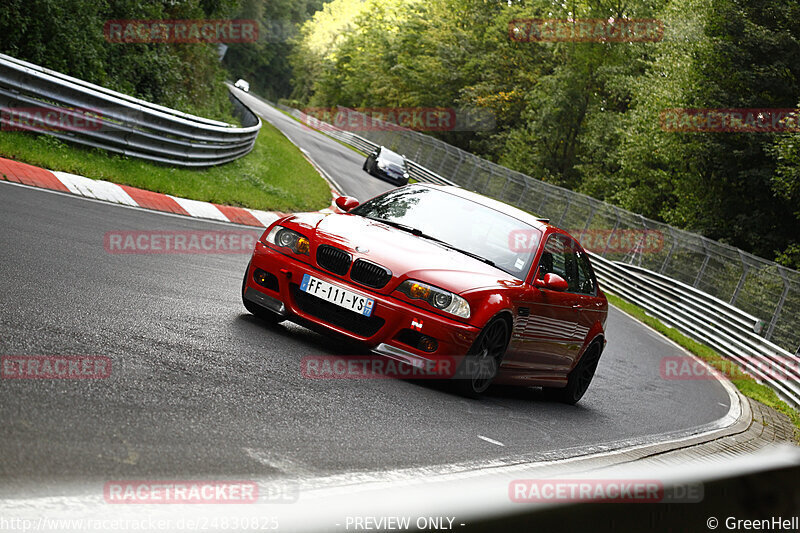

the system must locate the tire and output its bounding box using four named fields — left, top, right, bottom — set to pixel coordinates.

left=241, top=265, right=282, bottom=325
left=363, top=159, right=368, bottom=171
left=543, top=342, right=602, bottom=405
left=454, top=318, right=510, bottom=398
